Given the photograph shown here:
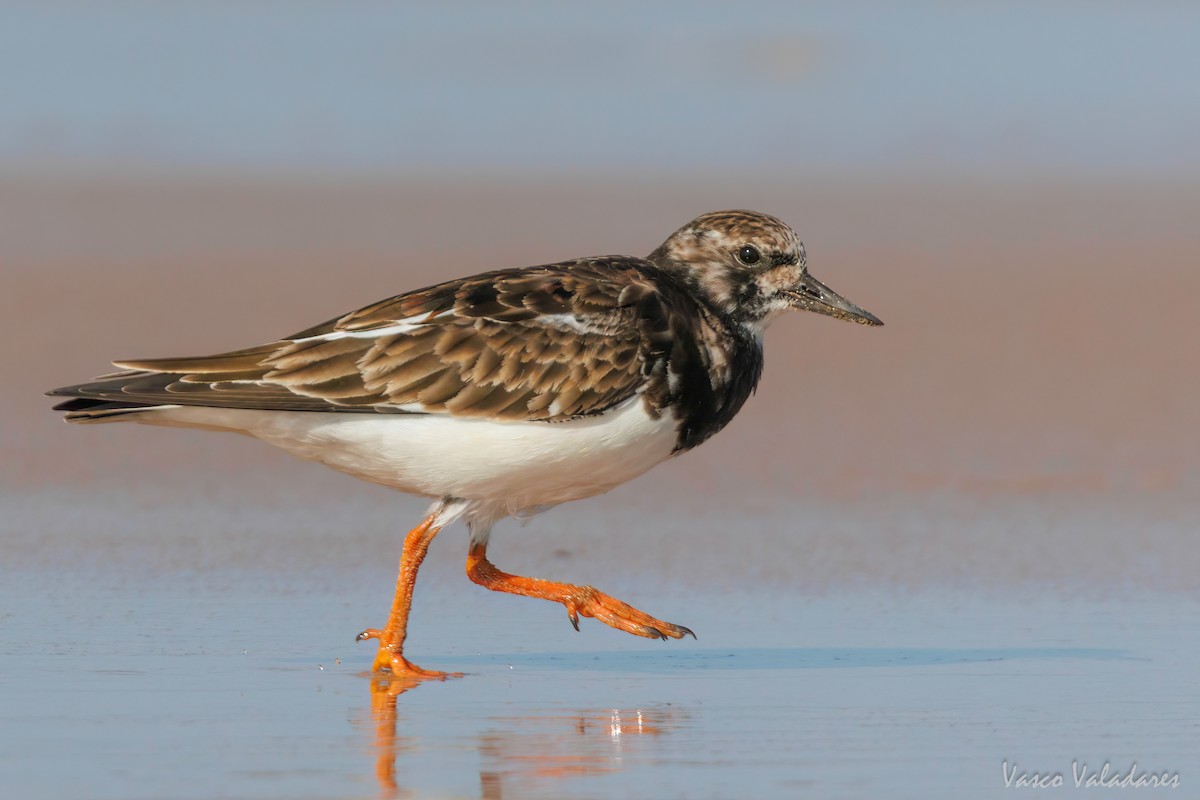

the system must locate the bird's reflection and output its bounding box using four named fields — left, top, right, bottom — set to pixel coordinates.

left=366, top=676, right=679, bottom=799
